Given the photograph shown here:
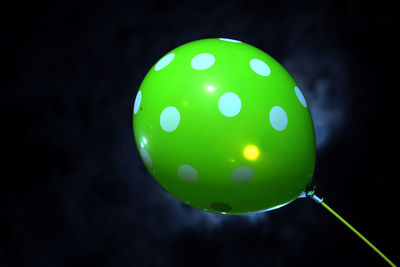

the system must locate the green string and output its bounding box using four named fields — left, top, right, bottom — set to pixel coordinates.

left=319, top=200, right=396, bottom=267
